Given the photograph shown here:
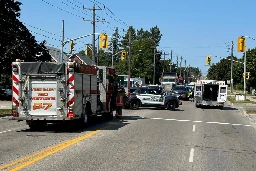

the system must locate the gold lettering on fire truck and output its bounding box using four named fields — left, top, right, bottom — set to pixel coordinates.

left=31, top=88, right=55, bottom=100
left=32, top=88, right=55, bottom=91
